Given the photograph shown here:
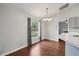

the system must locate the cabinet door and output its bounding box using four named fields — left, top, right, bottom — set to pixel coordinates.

left=76, top=17, right=79, bottom=27
left=69, top=18, right=75, bottom=28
